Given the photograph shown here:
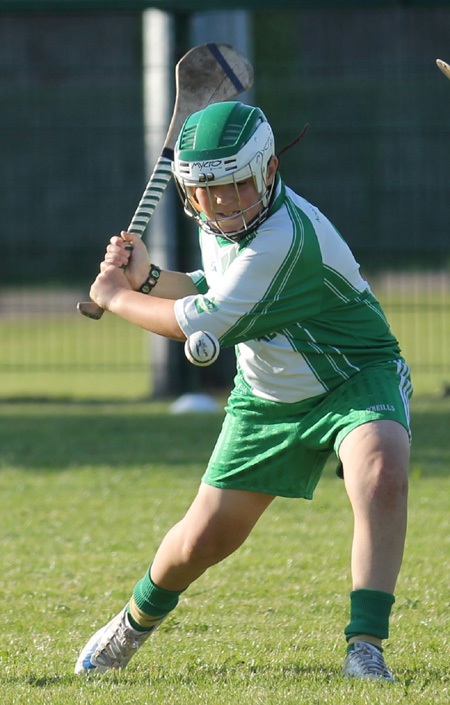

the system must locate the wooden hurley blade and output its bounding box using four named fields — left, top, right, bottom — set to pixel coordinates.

left=436, top=59, right=450, bottom=80
left=163, top=43, right=254, bottom=153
